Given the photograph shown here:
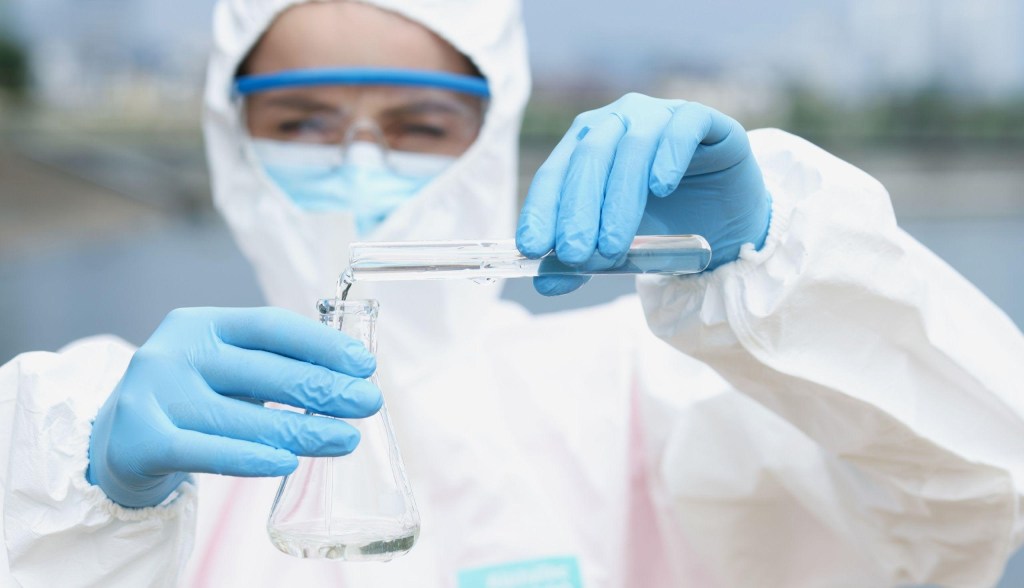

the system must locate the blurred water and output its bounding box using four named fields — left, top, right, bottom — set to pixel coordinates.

left=2, top=212, right=1019, bottom=359
left=900, top=217, right=1024, bottom=325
